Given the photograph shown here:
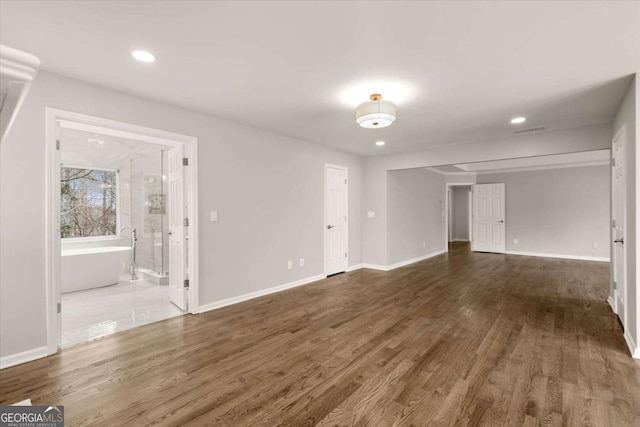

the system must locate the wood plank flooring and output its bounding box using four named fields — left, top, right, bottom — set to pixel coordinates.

left=1, top=242, right=639, bottom=426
